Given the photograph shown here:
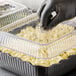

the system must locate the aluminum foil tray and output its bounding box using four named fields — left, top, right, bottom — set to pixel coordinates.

left=0, top=13, right=76, bottom=76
